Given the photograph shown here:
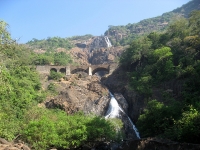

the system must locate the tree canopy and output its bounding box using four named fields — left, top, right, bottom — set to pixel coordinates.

left=27, top=36, right=73, bottom=52
left=0, top=20, right=123, bottom=149
left=120, top=10, right=200, bottom=143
